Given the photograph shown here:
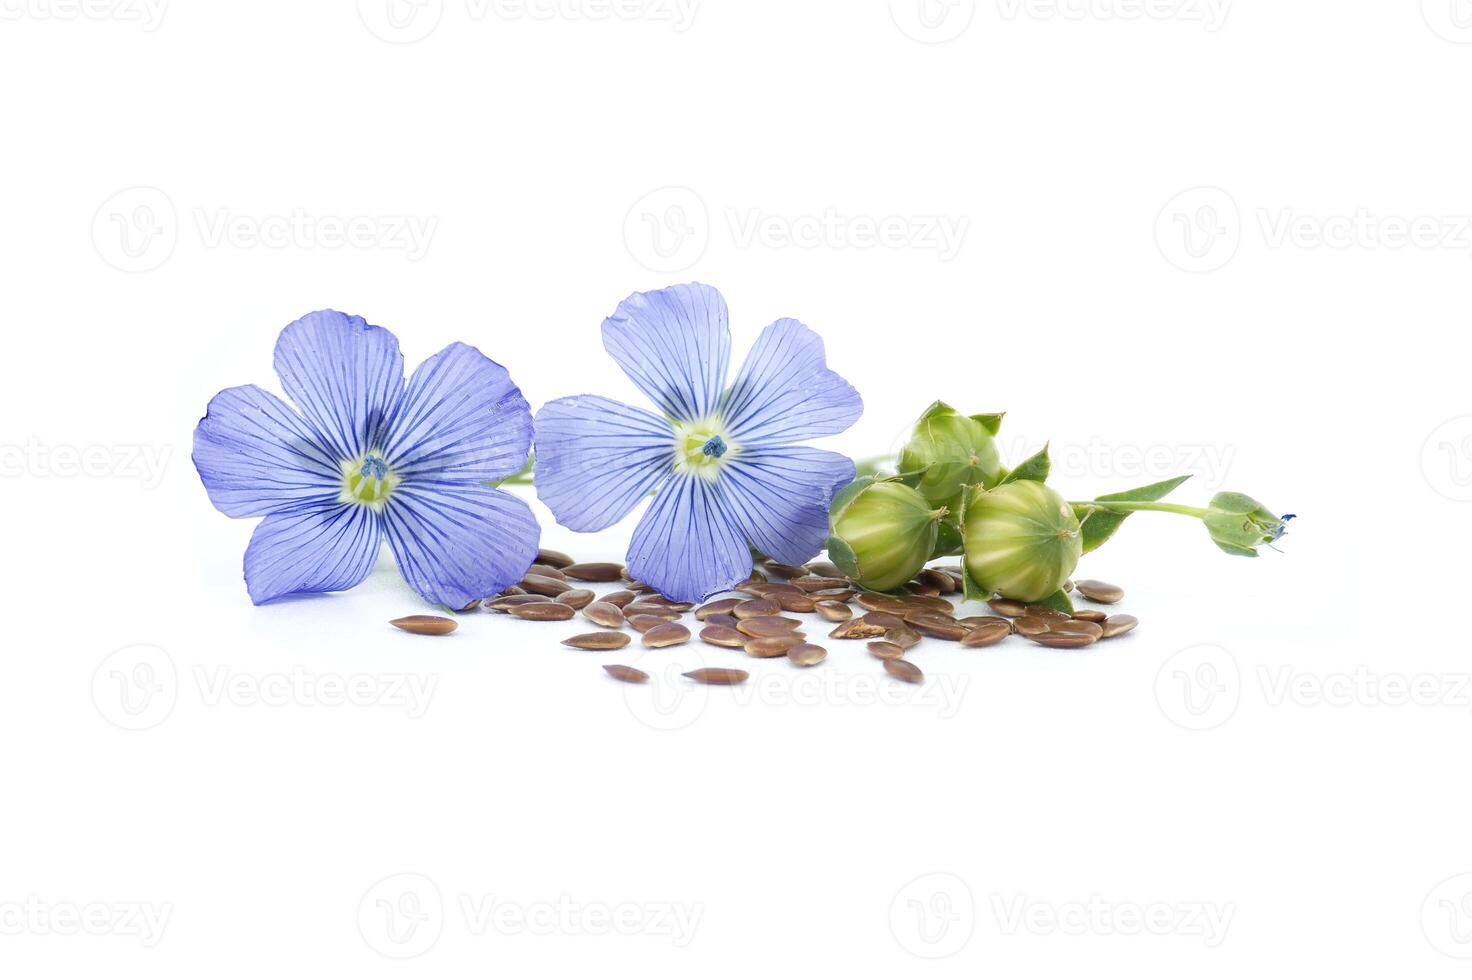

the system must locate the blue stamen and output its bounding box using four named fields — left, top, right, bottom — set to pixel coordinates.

left=361, top=455, right=389, bottom=480
left=701, top=436, right=727, bottom=459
